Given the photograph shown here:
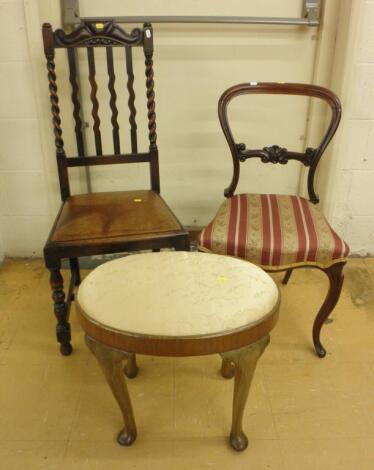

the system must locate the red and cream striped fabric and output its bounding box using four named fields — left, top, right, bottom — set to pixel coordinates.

left=198, top=194, right=349, bottom=270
